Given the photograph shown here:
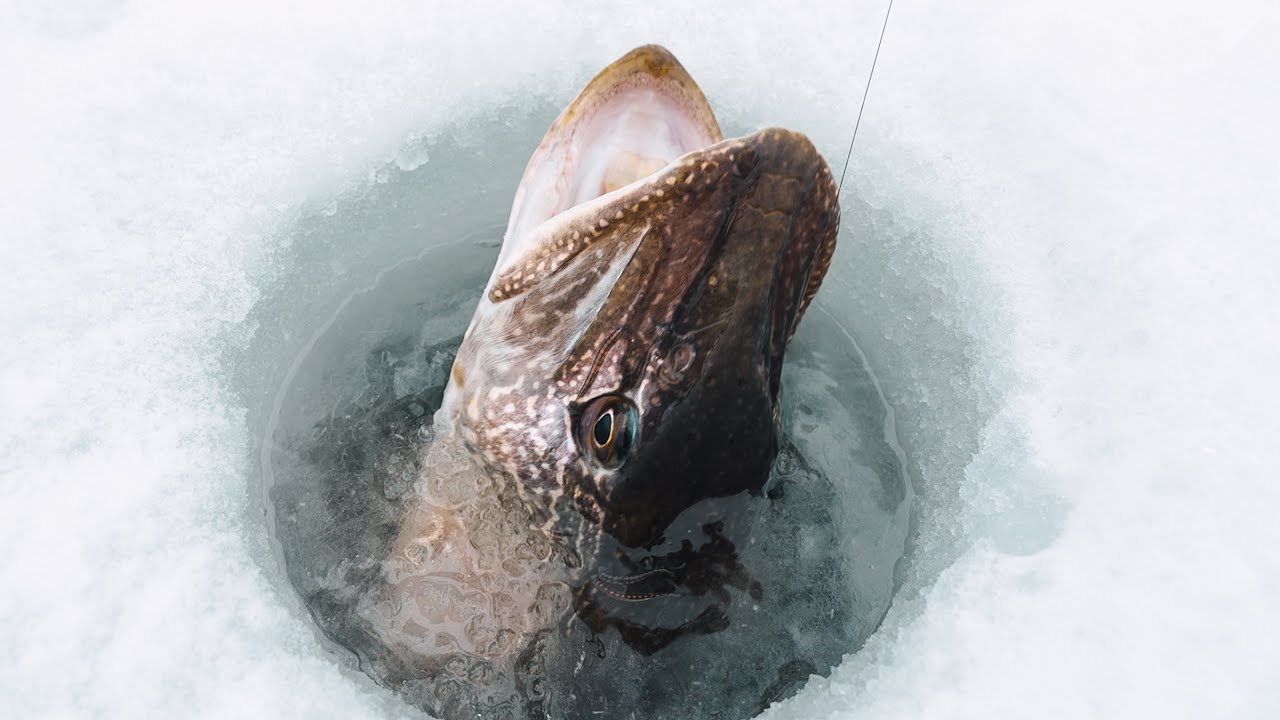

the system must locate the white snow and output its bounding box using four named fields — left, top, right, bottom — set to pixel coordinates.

left=2, top=1, right=1277, bottom=718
